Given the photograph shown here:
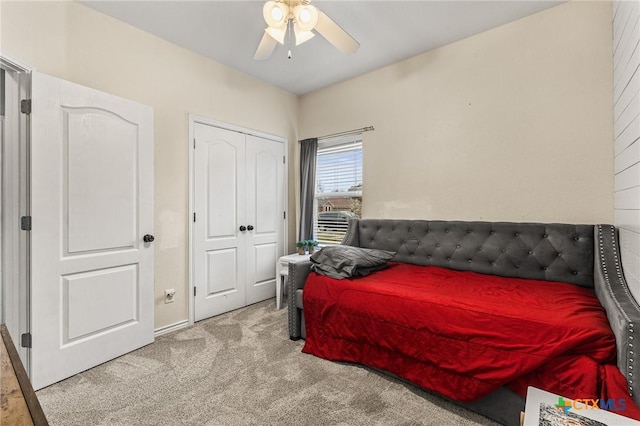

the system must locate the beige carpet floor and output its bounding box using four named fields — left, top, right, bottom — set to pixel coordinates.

left=36, top=299, right=500, bottom=426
